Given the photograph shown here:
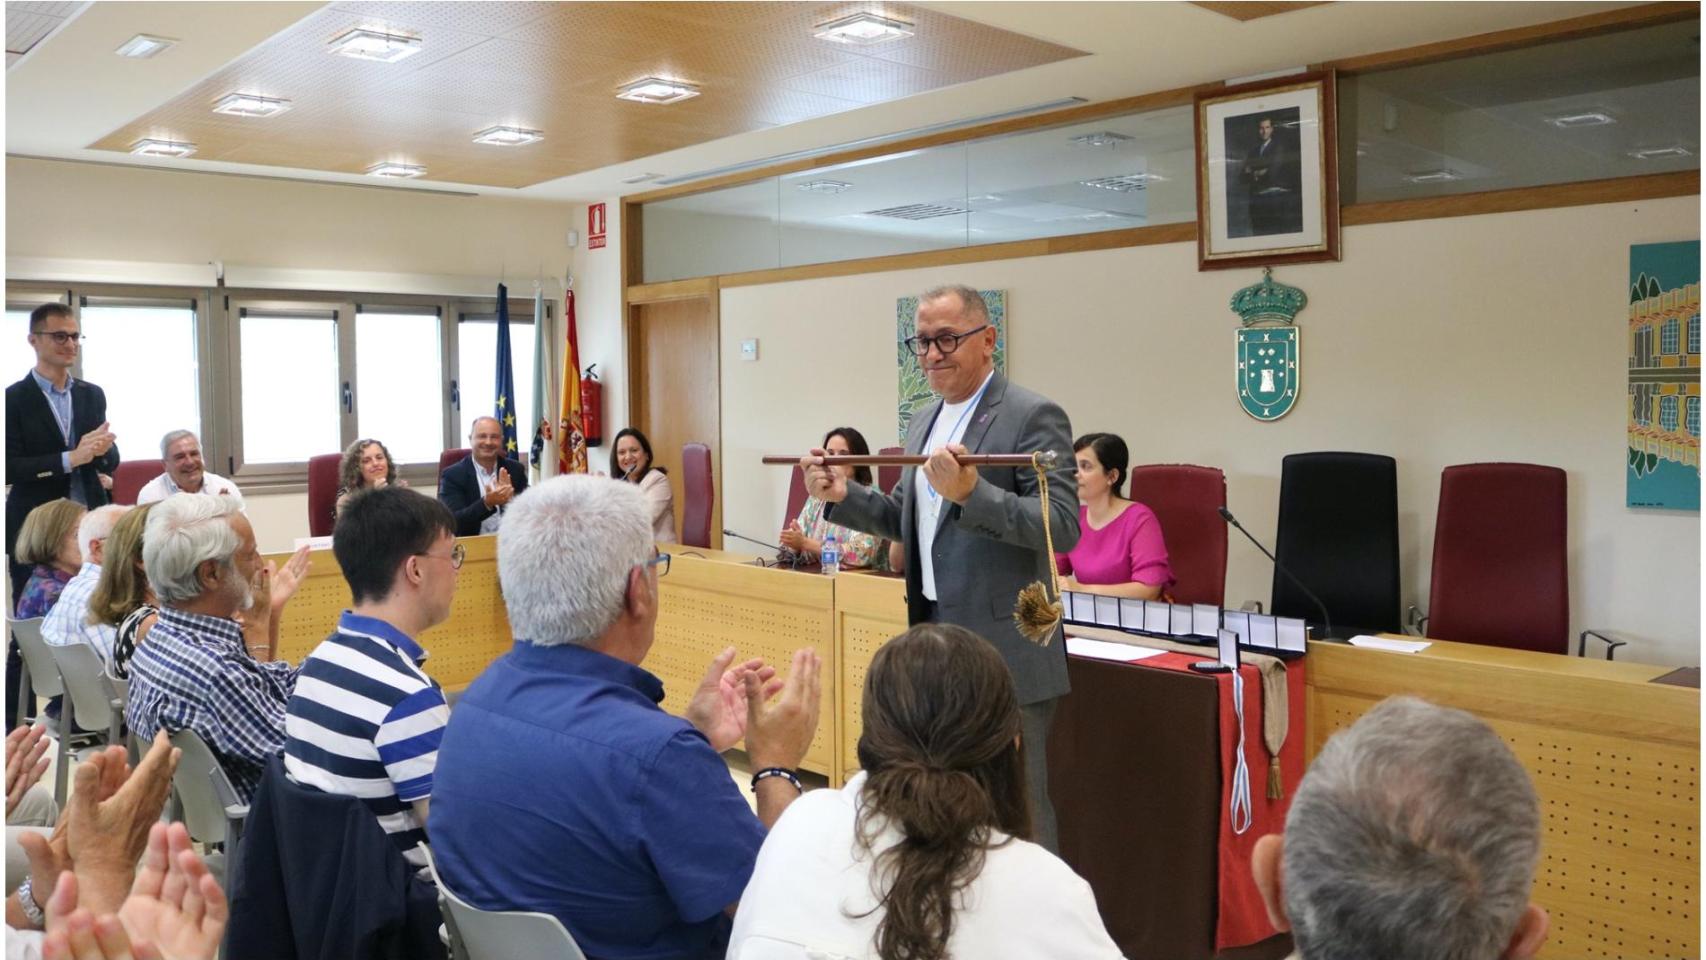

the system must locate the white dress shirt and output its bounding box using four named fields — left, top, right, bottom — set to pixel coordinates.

left=471, top=459, right=507, bottom=535
left=135, top=471, right=245, bottom=510
left=912, top=370, right=993, bottom=601
left=729, top=771, right=1125, bottom=960
left=40, top=561, right=116, bottom=665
